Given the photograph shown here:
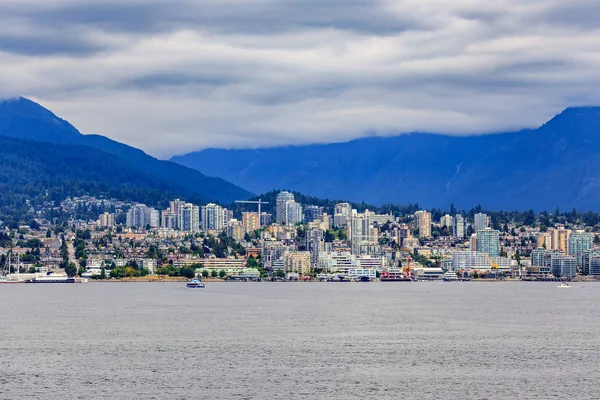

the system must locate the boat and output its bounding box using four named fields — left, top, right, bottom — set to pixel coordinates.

left=28, top=273, right=75, bottom=283
left=557, top=283, right=571, bottom=288
left=186, top=279, right=205, bottom=288
left=442, top=271, right=459, bottom=281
